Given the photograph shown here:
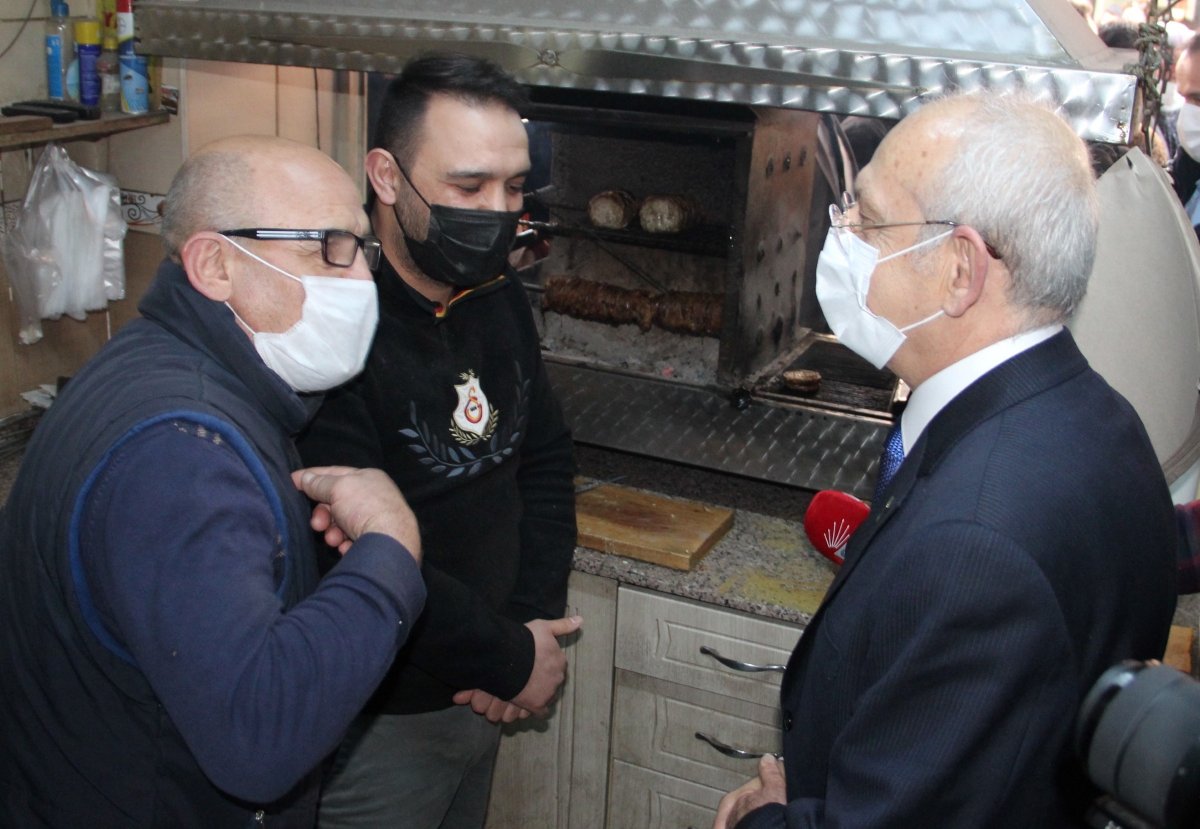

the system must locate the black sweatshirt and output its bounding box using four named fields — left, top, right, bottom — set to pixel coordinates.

left=297, top=255, right=577, bottom=714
